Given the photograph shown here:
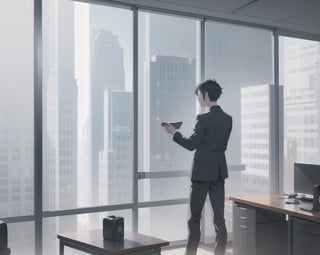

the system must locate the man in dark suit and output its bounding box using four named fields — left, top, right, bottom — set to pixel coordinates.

left=163, top=79, right=232, bottom=255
